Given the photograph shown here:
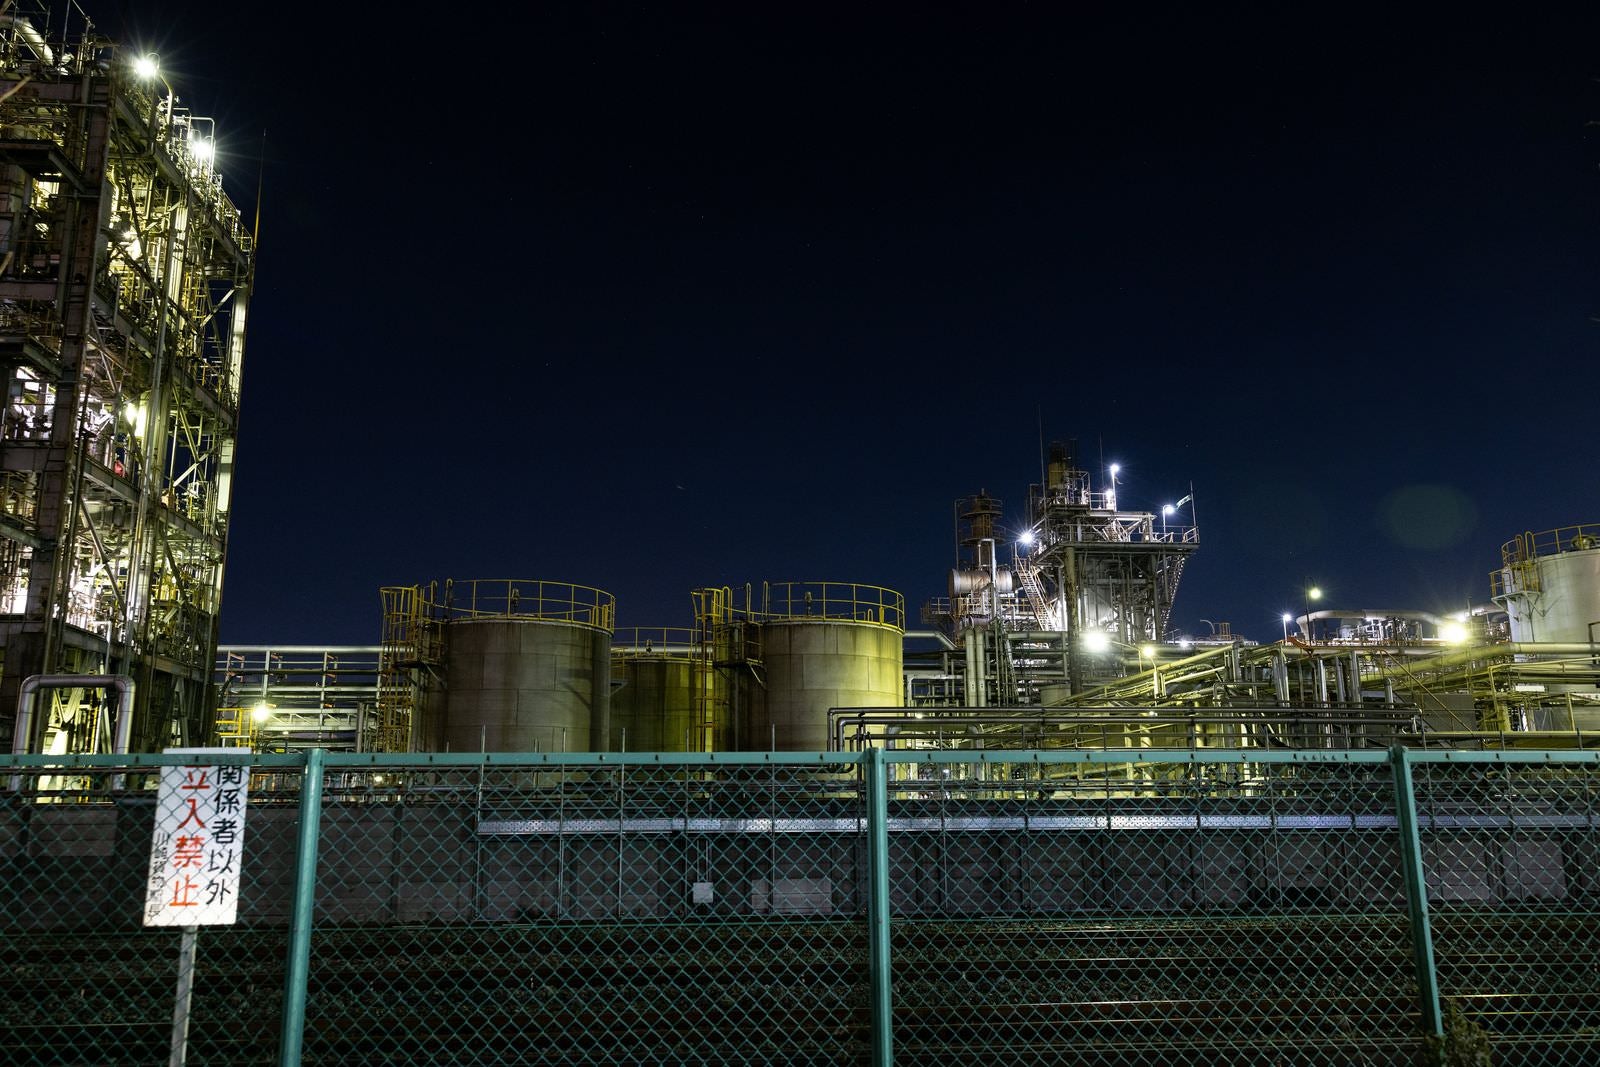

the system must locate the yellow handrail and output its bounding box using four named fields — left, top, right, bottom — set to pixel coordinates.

left=758, top=581, right=906, bottom=630
left=417, top=579, right=616, bottom=633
